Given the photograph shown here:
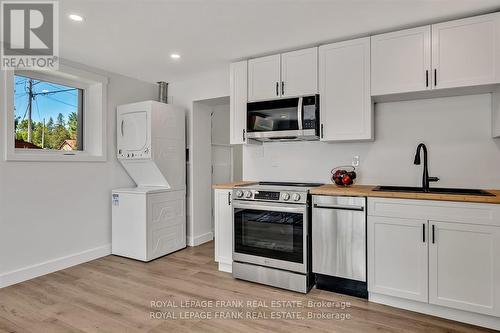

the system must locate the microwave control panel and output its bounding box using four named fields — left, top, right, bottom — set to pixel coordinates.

left=303, top=119, right=316, bottom=129
left=303, top=102, right=318, bottom=130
